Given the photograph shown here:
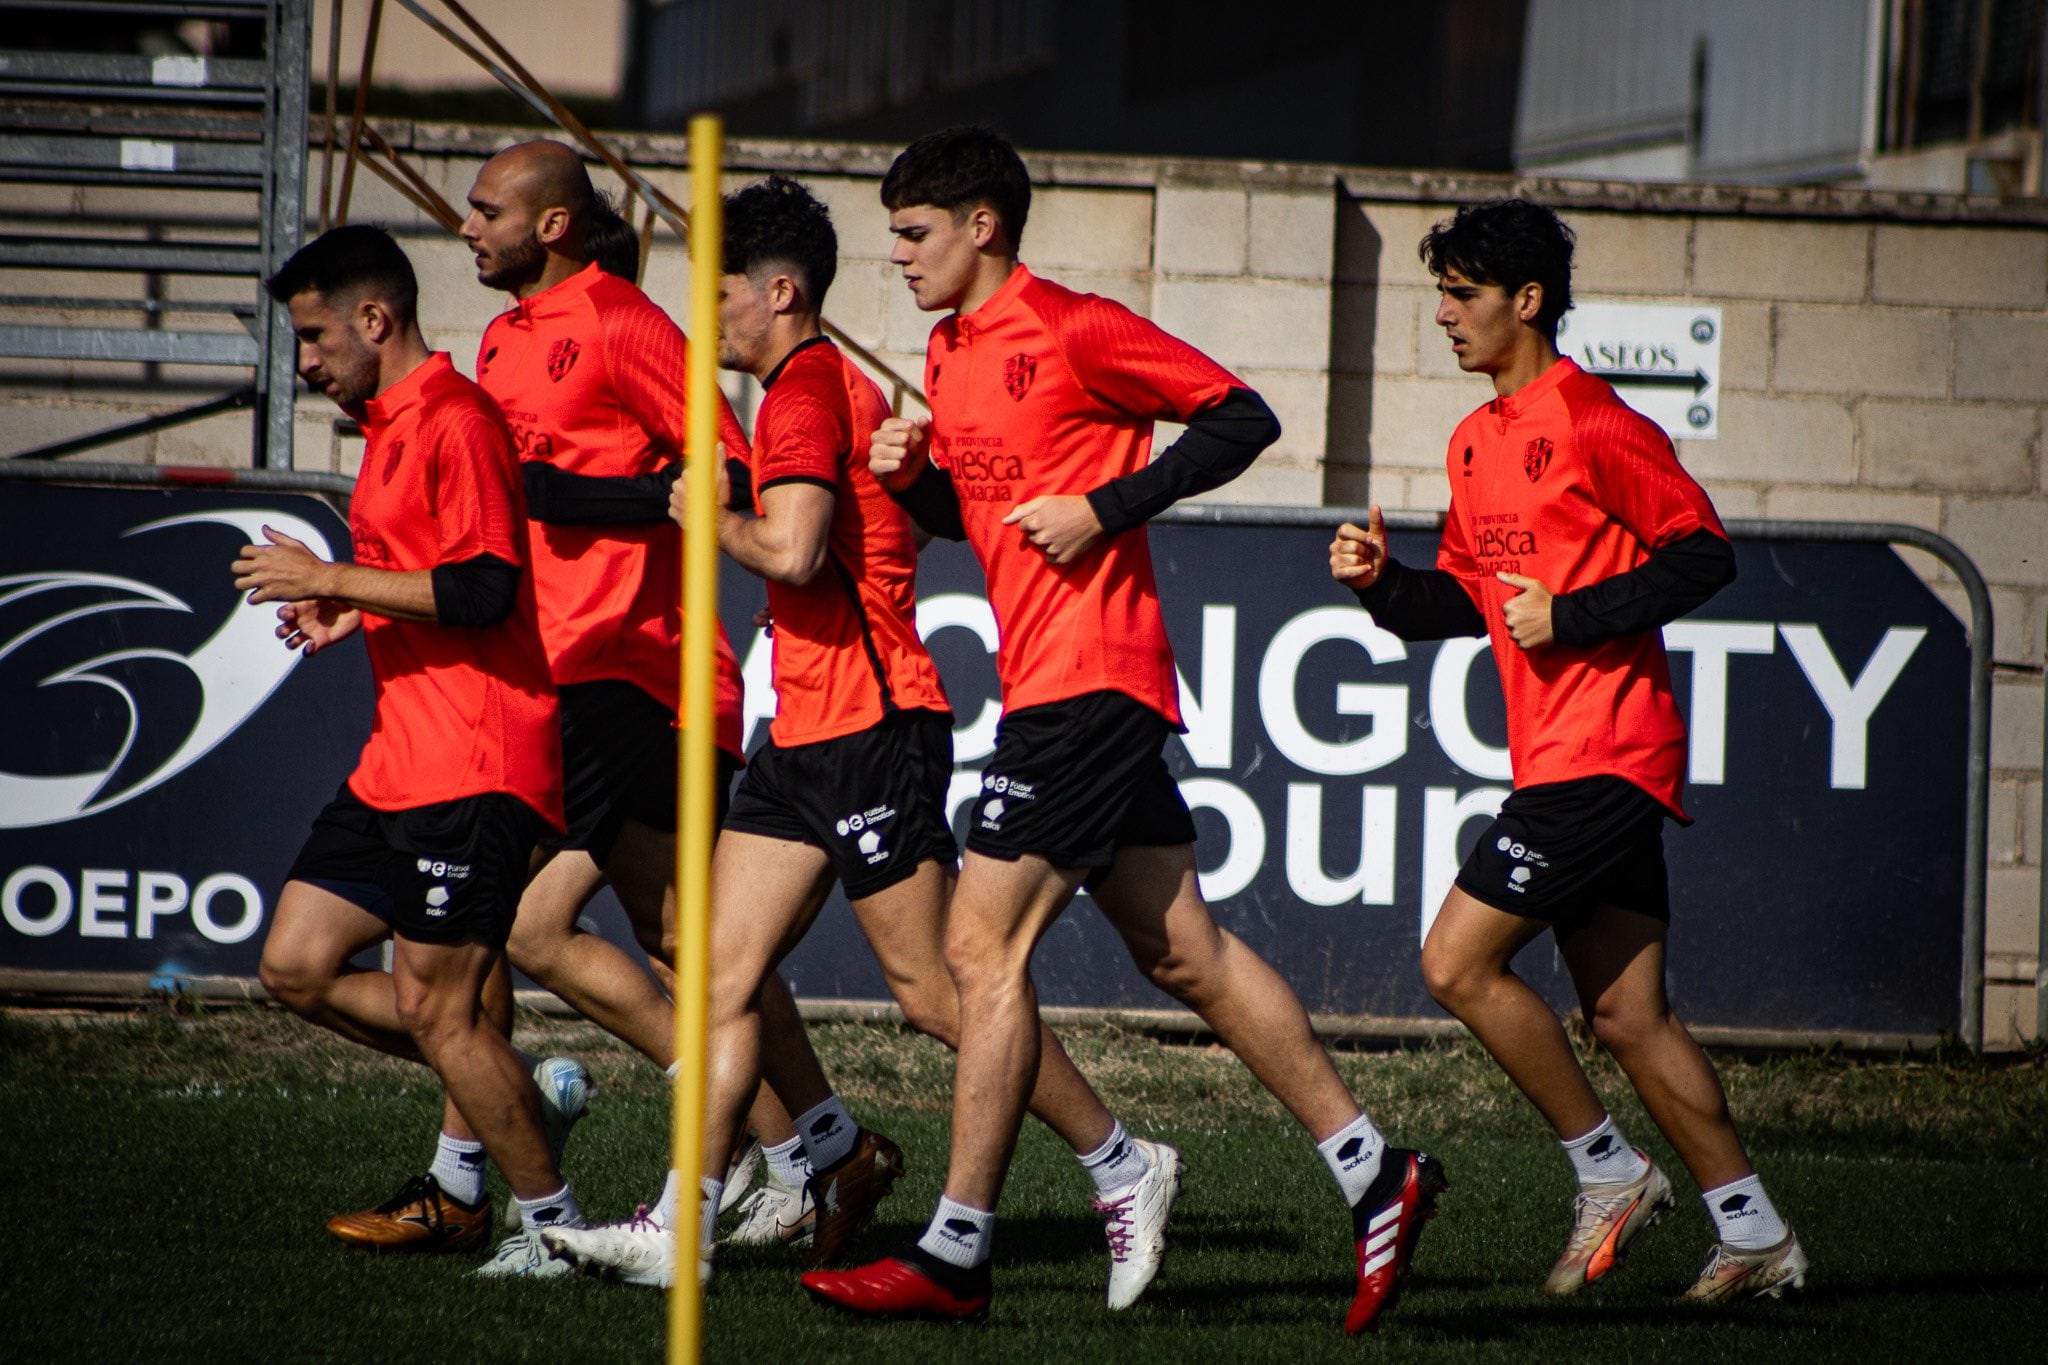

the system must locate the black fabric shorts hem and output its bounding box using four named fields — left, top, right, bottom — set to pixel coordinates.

left=723, top=708, right=956, bottom=900
left=961, top=691, right=1197, bottom=874
left=286, top=782, right=546, bottom=946
left=549, top=679, right=715, bottom=864
left=1453, top=775, right=1671, bottom=925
